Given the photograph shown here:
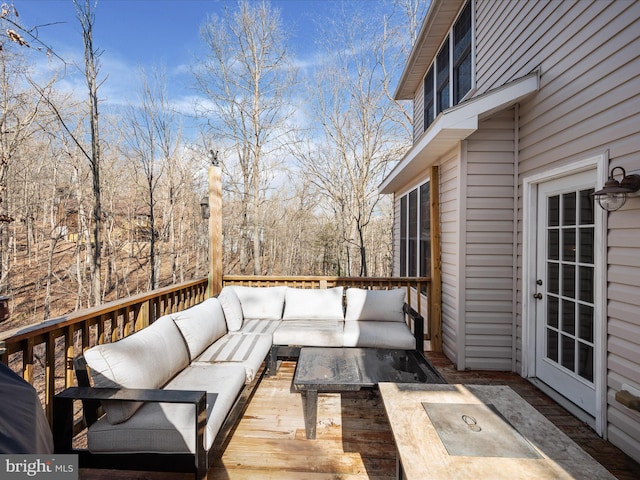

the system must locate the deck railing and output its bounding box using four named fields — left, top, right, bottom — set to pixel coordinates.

left=0, top=278, right=208, bottom=425
left=0, top=275, right=433, bottom=428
